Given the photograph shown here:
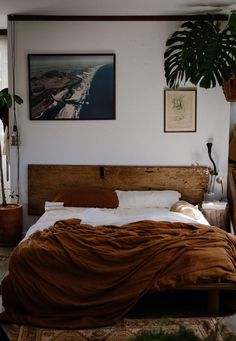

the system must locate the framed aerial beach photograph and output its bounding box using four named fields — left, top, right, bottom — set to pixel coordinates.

left=164, top=88, right=197, bottom=132
left=28, top=53, right=116, bottom=120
